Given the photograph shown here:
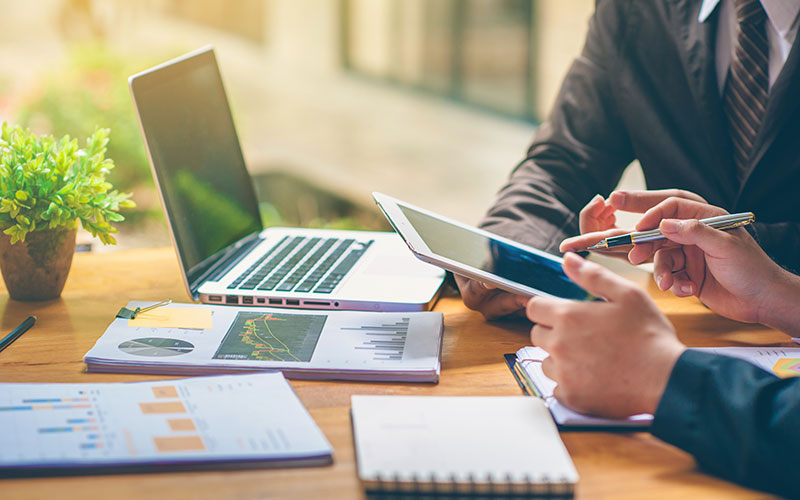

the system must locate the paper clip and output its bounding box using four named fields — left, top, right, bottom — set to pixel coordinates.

left=116, top=299, right=173, bottom=320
